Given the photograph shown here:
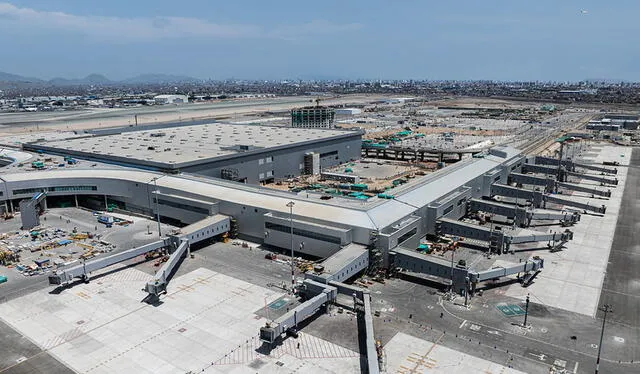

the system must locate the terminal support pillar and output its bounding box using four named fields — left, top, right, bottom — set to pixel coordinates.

left=74, top=195, right=78, bottom=208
